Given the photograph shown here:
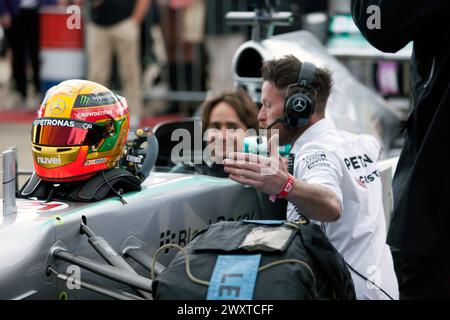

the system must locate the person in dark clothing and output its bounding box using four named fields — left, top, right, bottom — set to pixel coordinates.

left=351, top=0, right=450, bottom=299
left=0, top=0, right=40, bottom=100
